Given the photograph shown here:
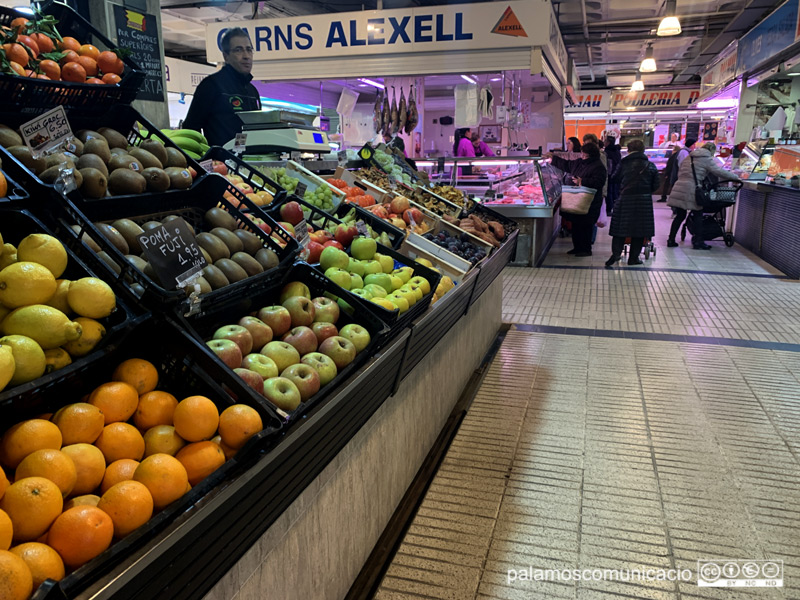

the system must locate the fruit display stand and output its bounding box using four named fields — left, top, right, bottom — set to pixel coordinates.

left=0, top=169, right=30, bottom=202
left=330, top=166, right=392, bottom=204
left=466, top=204, right=519, bottom=302
left=284, top=160, right=346, bottom=210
